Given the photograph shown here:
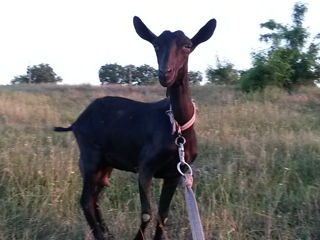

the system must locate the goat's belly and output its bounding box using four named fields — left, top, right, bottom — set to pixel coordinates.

left=102, top=152, right=139, bottom=173
left=153, top=161, right=181, bottom=179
